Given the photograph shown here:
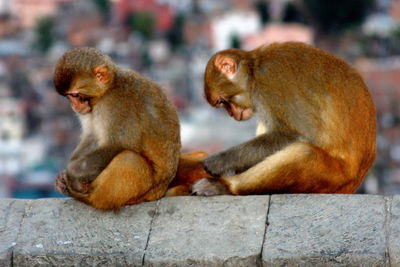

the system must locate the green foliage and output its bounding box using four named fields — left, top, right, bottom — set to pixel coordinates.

left=91, top=0, right=111, bottom=21
left=303, top=0, right=374, bottom=33
left=167, top=13, right=185, bottom=50
left=127, top=11, right=156, bottom=40
left=392, top=25, right=400, bottom=40
left=255, top=0, right=270, bottom=25
left=230, top=34, right=241, bottom=49
left=33, top=16, right=55, bottom=54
